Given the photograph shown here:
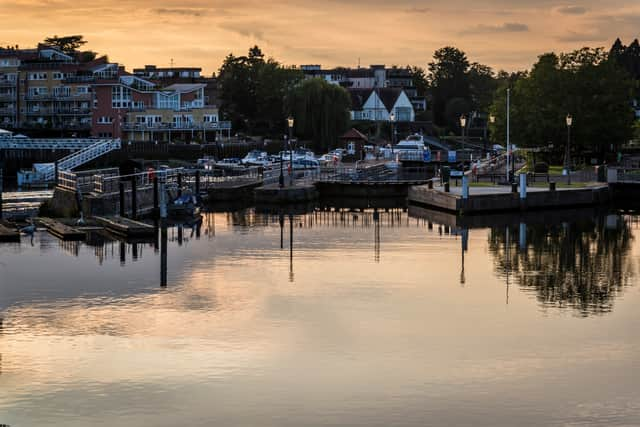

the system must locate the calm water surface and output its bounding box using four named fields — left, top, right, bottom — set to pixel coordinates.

left=1, top=208, right=640, bottom=426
